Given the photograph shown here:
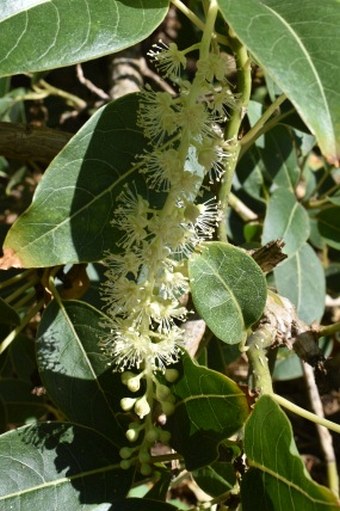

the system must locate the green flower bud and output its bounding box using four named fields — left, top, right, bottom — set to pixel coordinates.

left=120, top=397, right=136, bottom=411
left=165, top=368, right=179, bottom=383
